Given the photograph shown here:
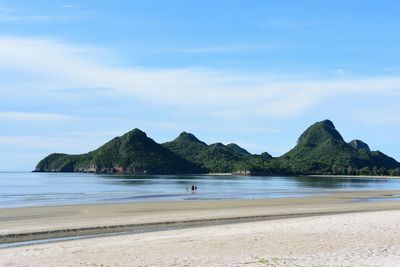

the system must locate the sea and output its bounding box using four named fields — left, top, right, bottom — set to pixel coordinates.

left=1, top=172, right=400, bottom=208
